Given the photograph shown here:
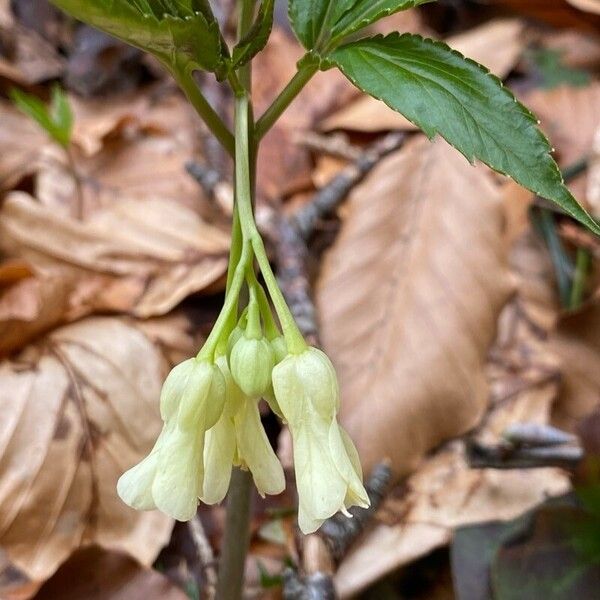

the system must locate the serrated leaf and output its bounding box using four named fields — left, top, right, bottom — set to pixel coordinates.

left=330, top=33, right=600, bottom=236
left=288, top=0, right=430, bottom=50
left=10, top=85, right=72, bottom=148
left=51, top=0, right=223, bottom=72
left=231, top=0, right=275, bottom=69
